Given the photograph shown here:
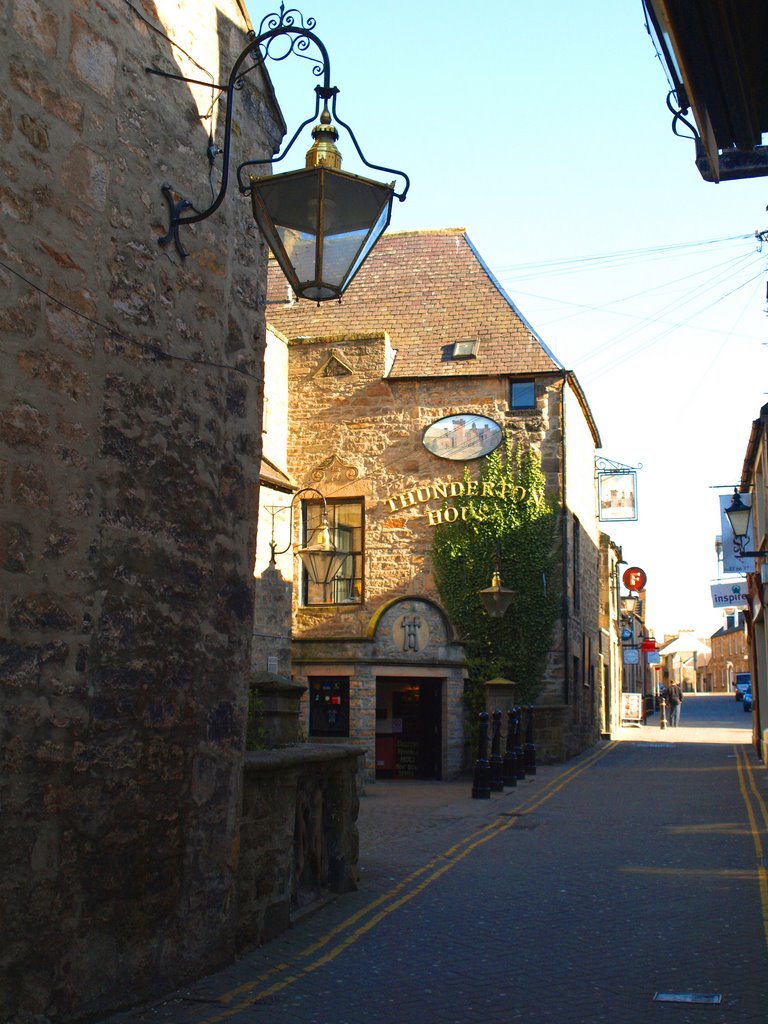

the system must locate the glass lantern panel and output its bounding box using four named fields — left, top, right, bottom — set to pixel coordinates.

left=250, top=167, right=393, bottom=301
